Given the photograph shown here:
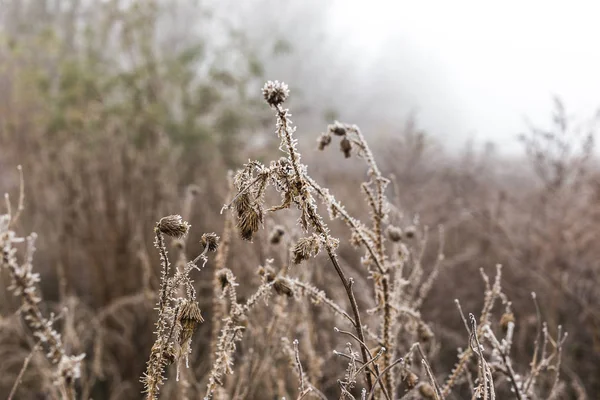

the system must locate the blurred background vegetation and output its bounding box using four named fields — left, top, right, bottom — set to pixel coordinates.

left=0, top=0, right=599, bottom=398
